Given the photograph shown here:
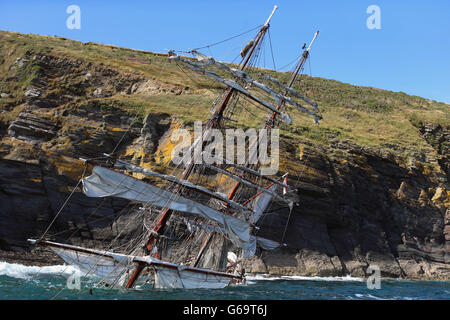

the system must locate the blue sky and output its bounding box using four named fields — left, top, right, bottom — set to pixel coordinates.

left=1, top=0, right=449, bottom=103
